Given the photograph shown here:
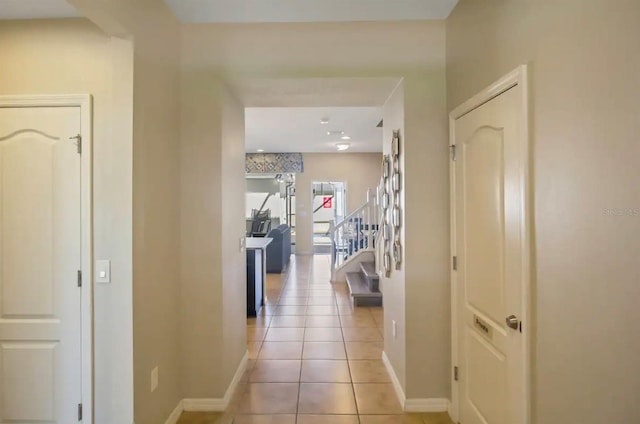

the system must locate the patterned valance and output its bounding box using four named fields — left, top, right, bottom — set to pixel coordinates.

left=246, top=153, right=304, bottom=173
